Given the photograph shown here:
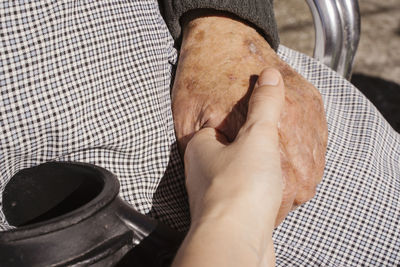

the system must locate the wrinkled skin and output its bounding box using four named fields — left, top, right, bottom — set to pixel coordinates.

left=172, top=15, right=328, bottom=225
